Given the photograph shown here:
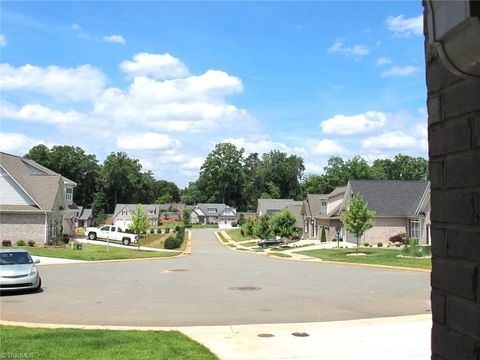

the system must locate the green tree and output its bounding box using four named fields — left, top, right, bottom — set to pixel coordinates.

left=196, top=143, right=246, bottom=207
left=270, top=209, right=297, bottom=243
left=255, top=215, right=272, bottom=239
left=243, top=219, right=256, bottom=238
left=131, top=205, right=150, bottom=250
left=182, top=208, right=191, bottom=227
left=156, top=194, right=174, bottom=204
left=25, top=144, right=100, bottom=207
left=341, top=194, right=376, bottom=252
